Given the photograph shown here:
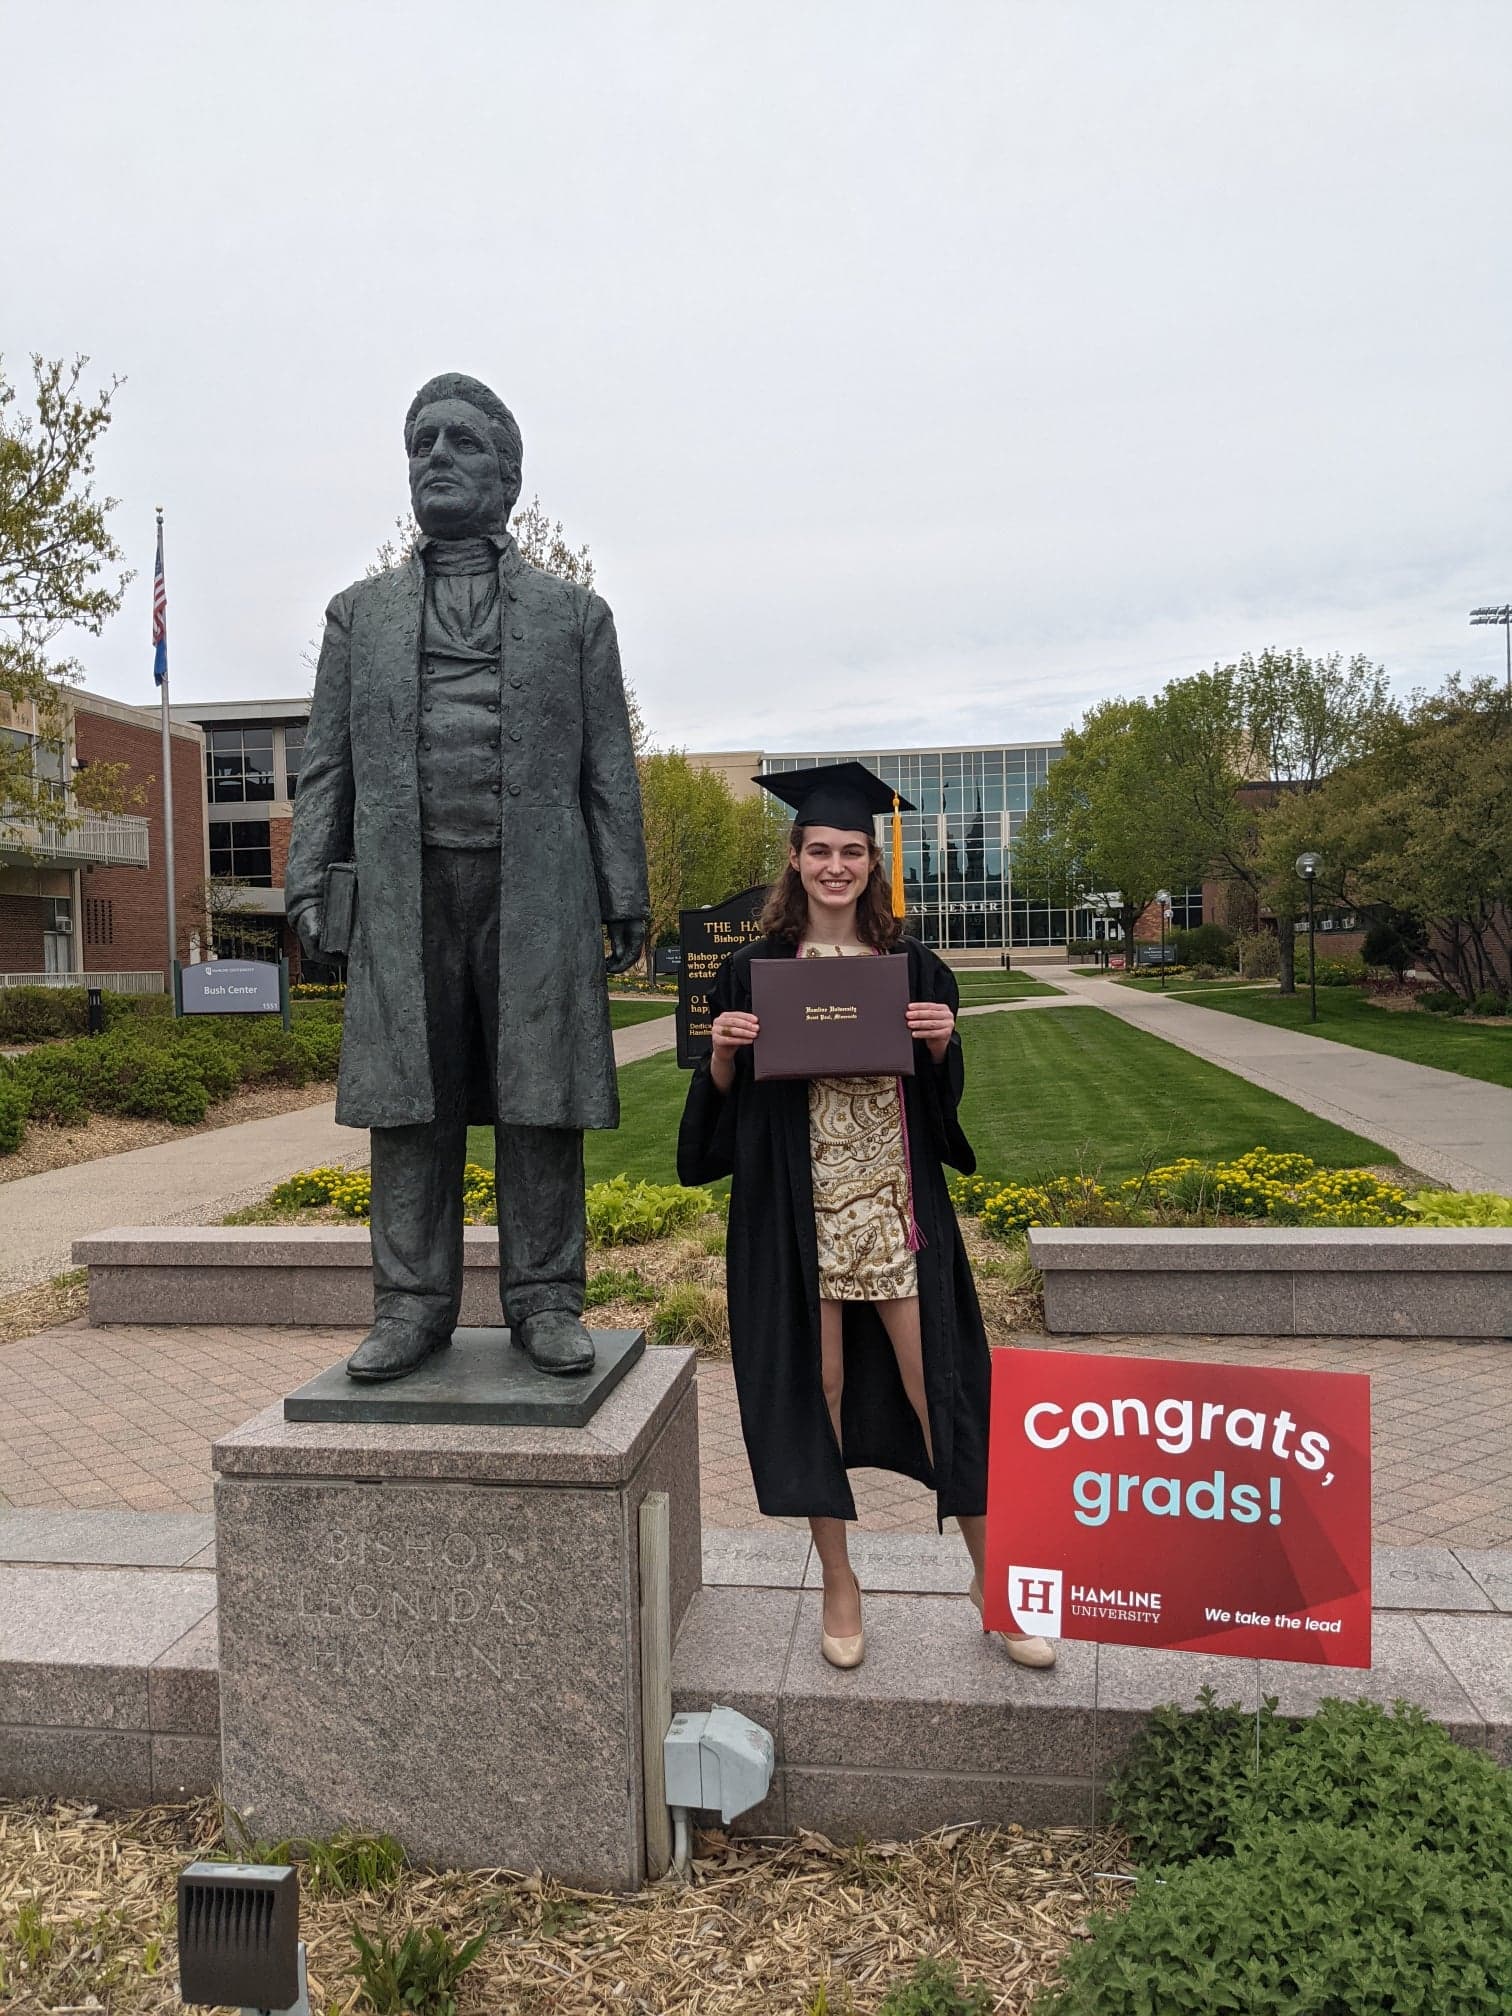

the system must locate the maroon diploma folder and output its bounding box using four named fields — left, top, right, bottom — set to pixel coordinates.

left=750, top=953, right=914, bottom=1081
